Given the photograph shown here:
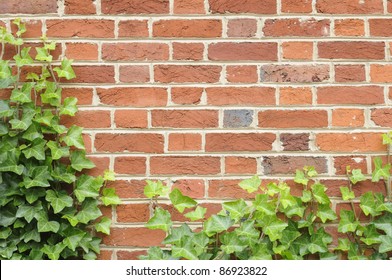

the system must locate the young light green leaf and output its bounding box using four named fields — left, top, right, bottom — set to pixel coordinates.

left=45, top=190, right=73, bottom=214
left=222, top=199, right=248, bottom=221
left=37, top=219, right=60, bottom=233
left=60, top=97, right=78, bottom=116
left=53, top=59, right=76, bottom=80
left=172, top=241, right=198, bottom=260
left=338, top=210, right=359, bottom=233
left=35, top=47, right=52, bottom=62
left=41, top=243, right=66, bottom=260
left=340, top=186, right=355, bottom=201
left=301, top=189, right=312, bottom=203
left=184, top=206, right=207, bottom=221
left=144, top=180, right=169, bottom=198
left=204, top=215, right=234, bottom=237
left=103, top=170, right=116, bottom=181
left=74, top=175, right=101, bottom=203
left=10, top=82, right=33, bottom=104
left=360, top=192, right=382, bottom=217
left=311, top=183, right=330, bottom=205
left=169, top=188, right=197, bottom=213
left=13, top=47, right=33, bottom=67
left=95, top=217, right=111, bottom=235
left=146, top=207, right=172, bottom=232
left=238, top=175, right=261, bottom=193
left=294, top=169, right=308, bottom=186
left=379, top=236, right=392, bottom=253
left=221, top=232, right=247, bottom=254
left=61, top=125, right=85, bottom=150
left=22, top=138, right=46, bottom=160
left=75, top=198, right=102, bottom=224
left=317, top=204, right=337, bottom=223
left=70, top=150, right=95, bottom=171
left=253, top=194, right=275, bottom=216
left=372, top=157, right=391, bottom=182
left=47, top=140, right=69, bottom=160
left=101, top=188, right=121, bottom=206
left=349, top=169, right=366, bottom=185
left=262, top=215, right=288, bottom=242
